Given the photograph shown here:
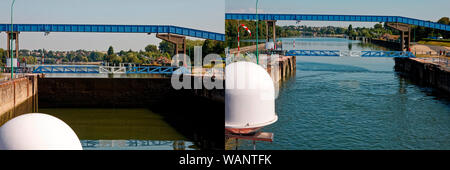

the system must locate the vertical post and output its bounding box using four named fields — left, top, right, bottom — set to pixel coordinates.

left=265, top=21, right=269, bottom=43
left=272, top=21, right=276, bottom=50
left=10, top=0, right=16, bottom=79
left=407, top=28, right=411, bottom=51
left=15, top=33, right=19, bottom=59
left=401, top=31, right=405, bottom=51
left=237, top=20, right=240, bottom=52
left=255, top=0, right=259, bottom=64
